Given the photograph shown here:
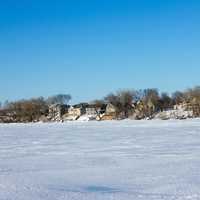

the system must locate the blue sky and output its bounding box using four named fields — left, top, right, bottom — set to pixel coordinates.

left=0, top=0, right=200, bottom=103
